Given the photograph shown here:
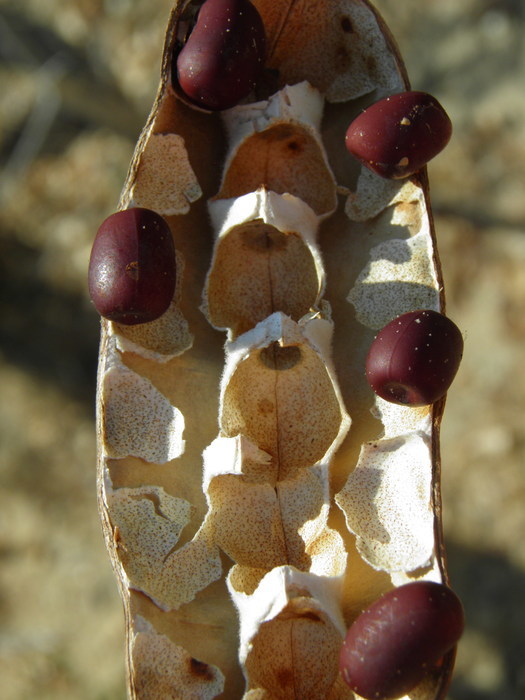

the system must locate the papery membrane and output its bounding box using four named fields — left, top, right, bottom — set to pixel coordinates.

left=336, top=432, right=434, bottom=573
left=204, top=190, right=324, bottom=338
left=131, top=616, right=224, bottom=699
left=102, top=342, right=185, bottom=462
